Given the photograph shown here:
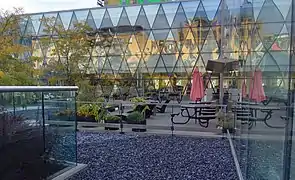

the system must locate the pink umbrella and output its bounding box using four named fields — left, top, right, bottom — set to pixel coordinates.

left=190, top=67, right=205, bottom=101
left=249, top=69, right=266, bottom=102
left=242, top=79, right=247, bottom=98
